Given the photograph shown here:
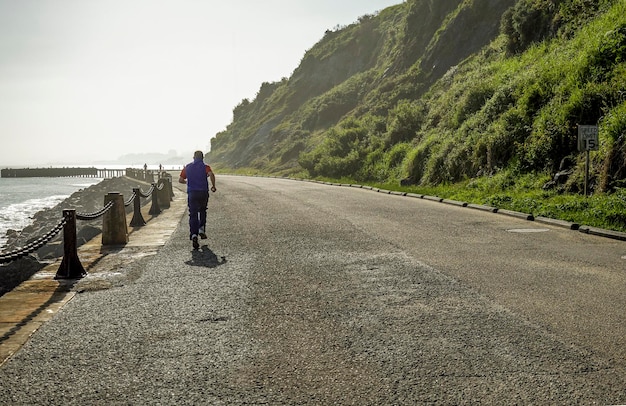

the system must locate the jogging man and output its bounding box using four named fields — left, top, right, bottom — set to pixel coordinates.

left=179, top=151, right=216, bottom=249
